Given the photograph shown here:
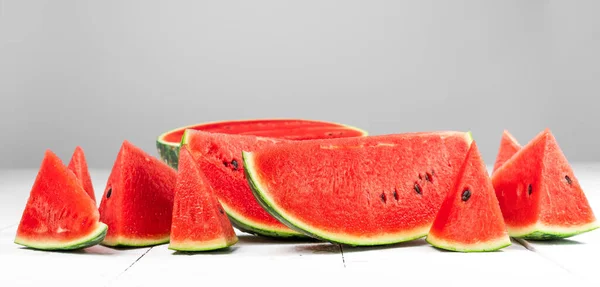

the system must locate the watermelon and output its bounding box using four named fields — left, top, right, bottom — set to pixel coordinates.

left=15, top=150, right=107, bottom=250
left=99, top=141, right=177, bottom=247
left=182, top=130, right=301, bottom=238
left=68, top=146, right=96, bottom=203
left=492, top=129, right=598, bottom=239
left=244, top=132, right=473, bottom=246
left=427, top=142, right=511, bottom=252
left=157, top=119, right=367, bottom=169
left=492, top=130, right=521, bottom=173
left=169, top=146, right=238, bottom=251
